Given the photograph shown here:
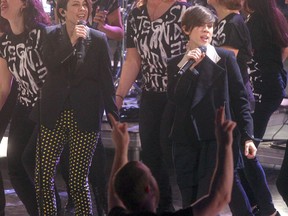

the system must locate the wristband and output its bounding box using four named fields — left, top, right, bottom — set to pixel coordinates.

left=116, top=94, right=124, bottom=100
